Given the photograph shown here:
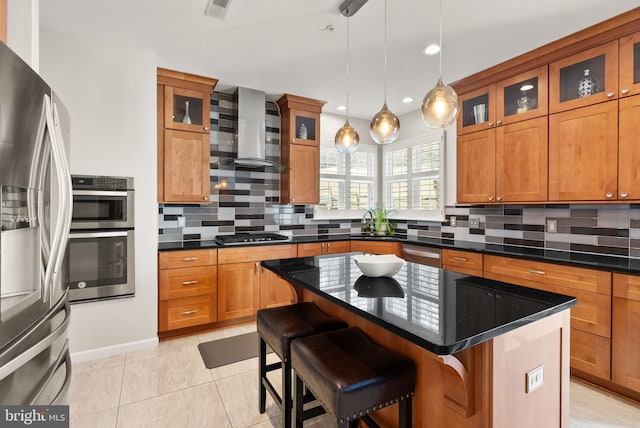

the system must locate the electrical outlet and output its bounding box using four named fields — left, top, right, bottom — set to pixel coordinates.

left=450, top=216, right=457, bottom=227
left=547, top=219, right=557, bottom=233
left=526, top=365, right=544, bottom=393
left=469, top=217, right=480, bottom=228
left=177, top=216, right=186, bottom=228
